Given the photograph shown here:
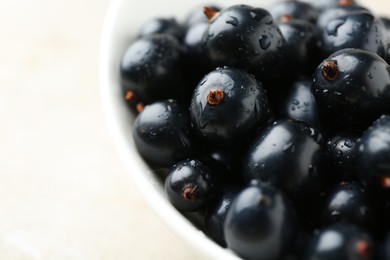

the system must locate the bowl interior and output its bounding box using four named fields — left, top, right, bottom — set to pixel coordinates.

left=99, top=0, right=296, bottom=259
